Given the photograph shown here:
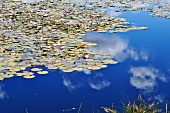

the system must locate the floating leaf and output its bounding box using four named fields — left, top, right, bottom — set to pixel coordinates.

left=1, top=74, right=14, bottom=78
left=87, top=66, right=101, bottom=70
left=0, top=77, right=4, bottom=81
left=62, top=69, right=74, bottom=72
left=23, top=75, right=35, bottom=79
left=102, top=60, right=118, bottom=64
left=73, top=67, right=83, bottom=71
left=37, top=71, right=49, bottom=75
left=15, top=73, right=24, bottom=77
left=31, top=68, right=43, bottom=72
